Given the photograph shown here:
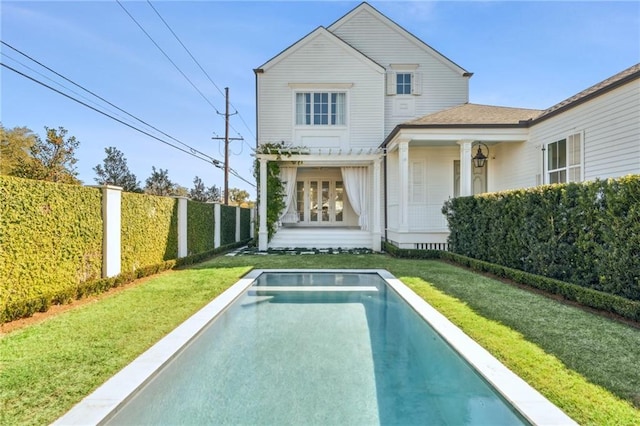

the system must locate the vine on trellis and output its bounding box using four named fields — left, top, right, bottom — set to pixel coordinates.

left=254, top=141, right=306, bottom=239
